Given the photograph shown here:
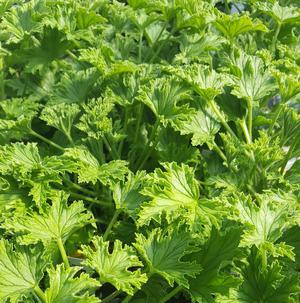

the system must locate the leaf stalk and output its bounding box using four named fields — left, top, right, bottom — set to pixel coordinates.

left=57, top=237, right=70, bottom=269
